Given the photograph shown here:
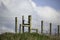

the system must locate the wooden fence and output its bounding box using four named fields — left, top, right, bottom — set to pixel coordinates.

left=15, top=15, right=60, bottom=36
